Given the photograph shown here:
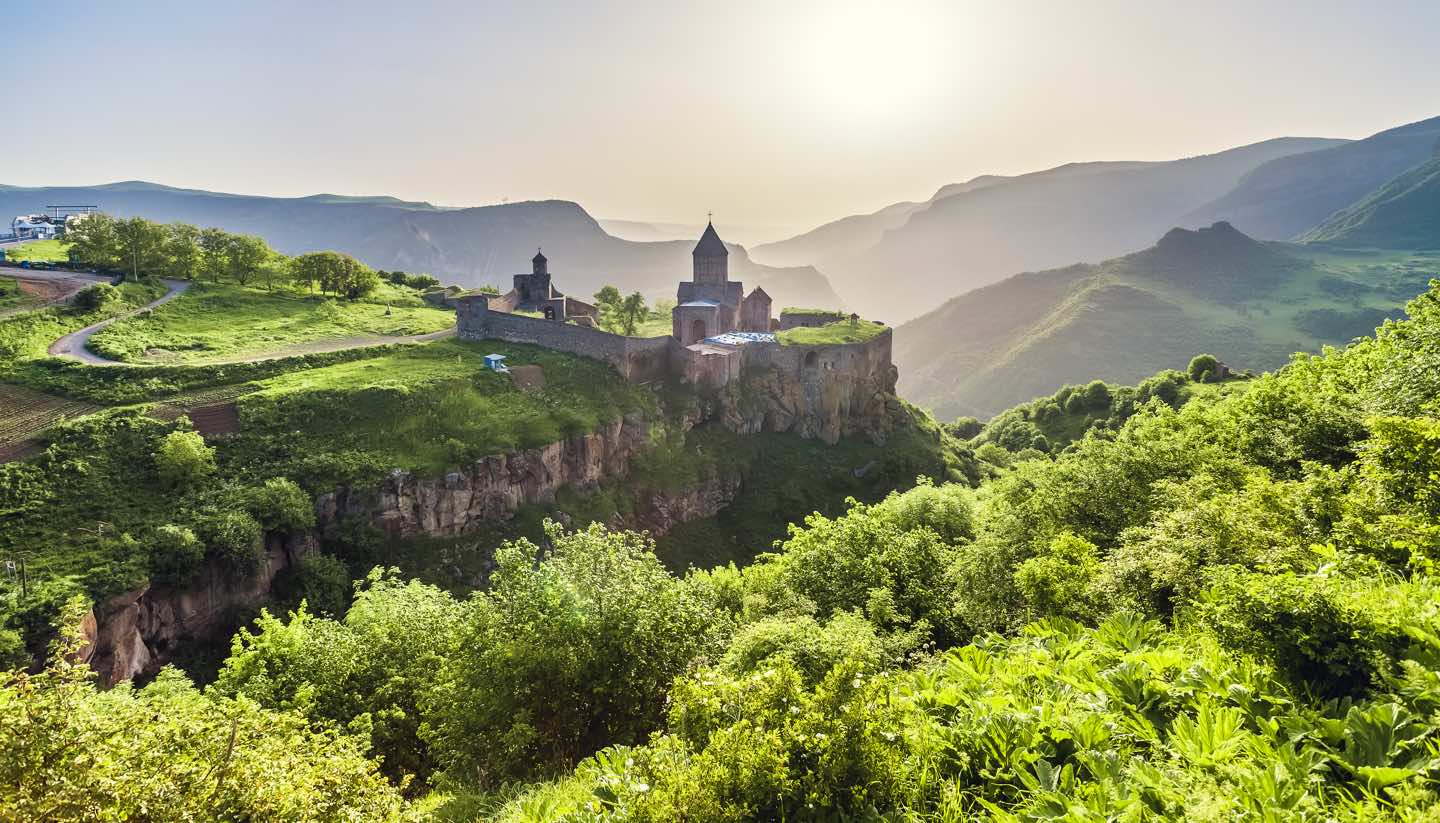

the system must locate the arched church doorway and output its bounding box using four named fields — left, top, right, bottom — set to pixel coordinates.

left=690, top=319, right=707, bottom=343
